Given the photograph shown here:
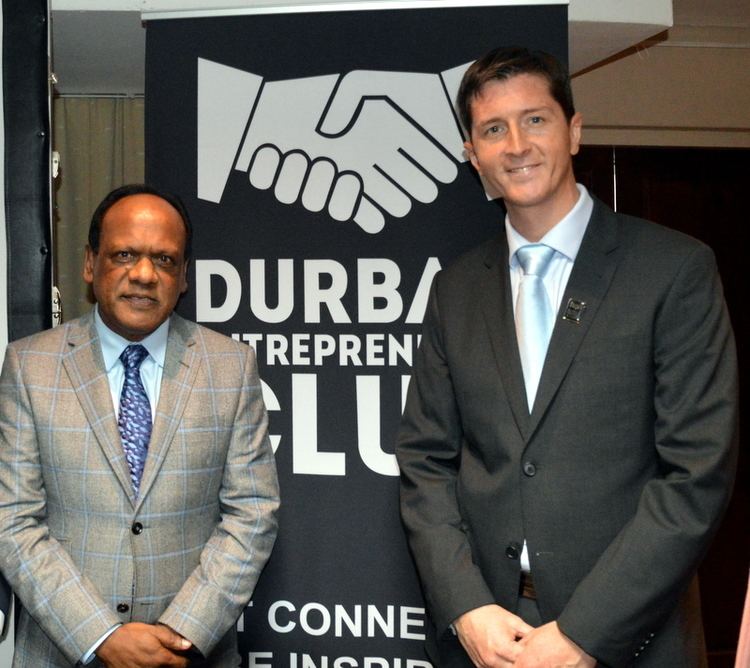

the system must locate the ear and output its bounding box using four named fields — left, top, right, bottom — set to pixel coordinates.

left=83, top=245, right=95, bottom=285
left=569, top=112, right=583, bottom=156
left=179, top=261, right=189, bottom=294
left=464, top=140, right=481, bottom=174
